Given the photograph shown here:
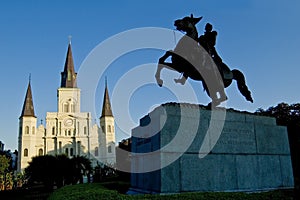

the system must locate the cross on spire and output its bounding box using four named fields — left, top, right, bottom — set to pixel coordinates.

left=68, top=35, right=72, bottom=44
